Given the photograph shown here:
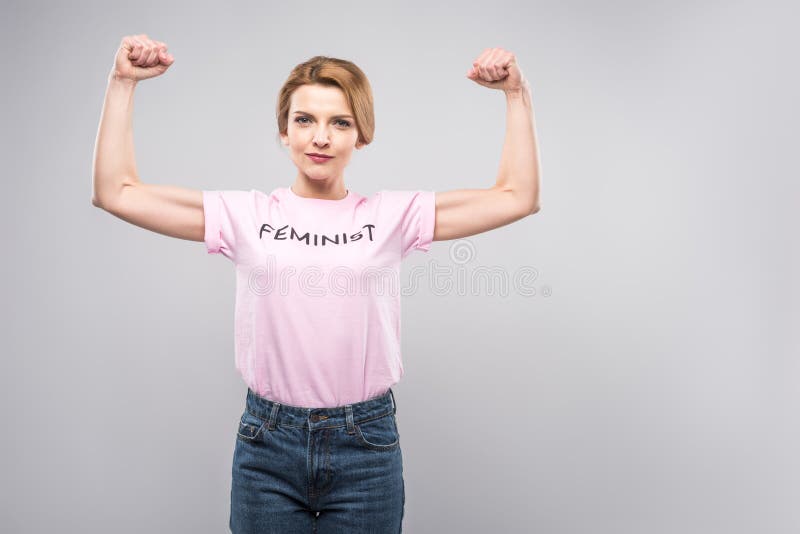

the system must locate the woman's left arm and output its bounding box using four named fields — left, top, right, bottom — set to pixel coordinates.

left=433, top=48, right=541, bottom=242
